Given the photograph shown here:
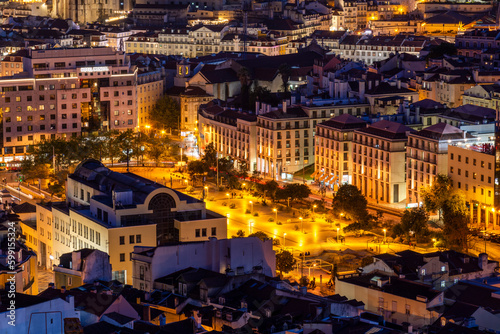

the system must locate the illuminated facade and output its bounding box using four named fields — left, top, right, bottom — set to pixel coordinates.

left=0, top=48, right=137, bottom=156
